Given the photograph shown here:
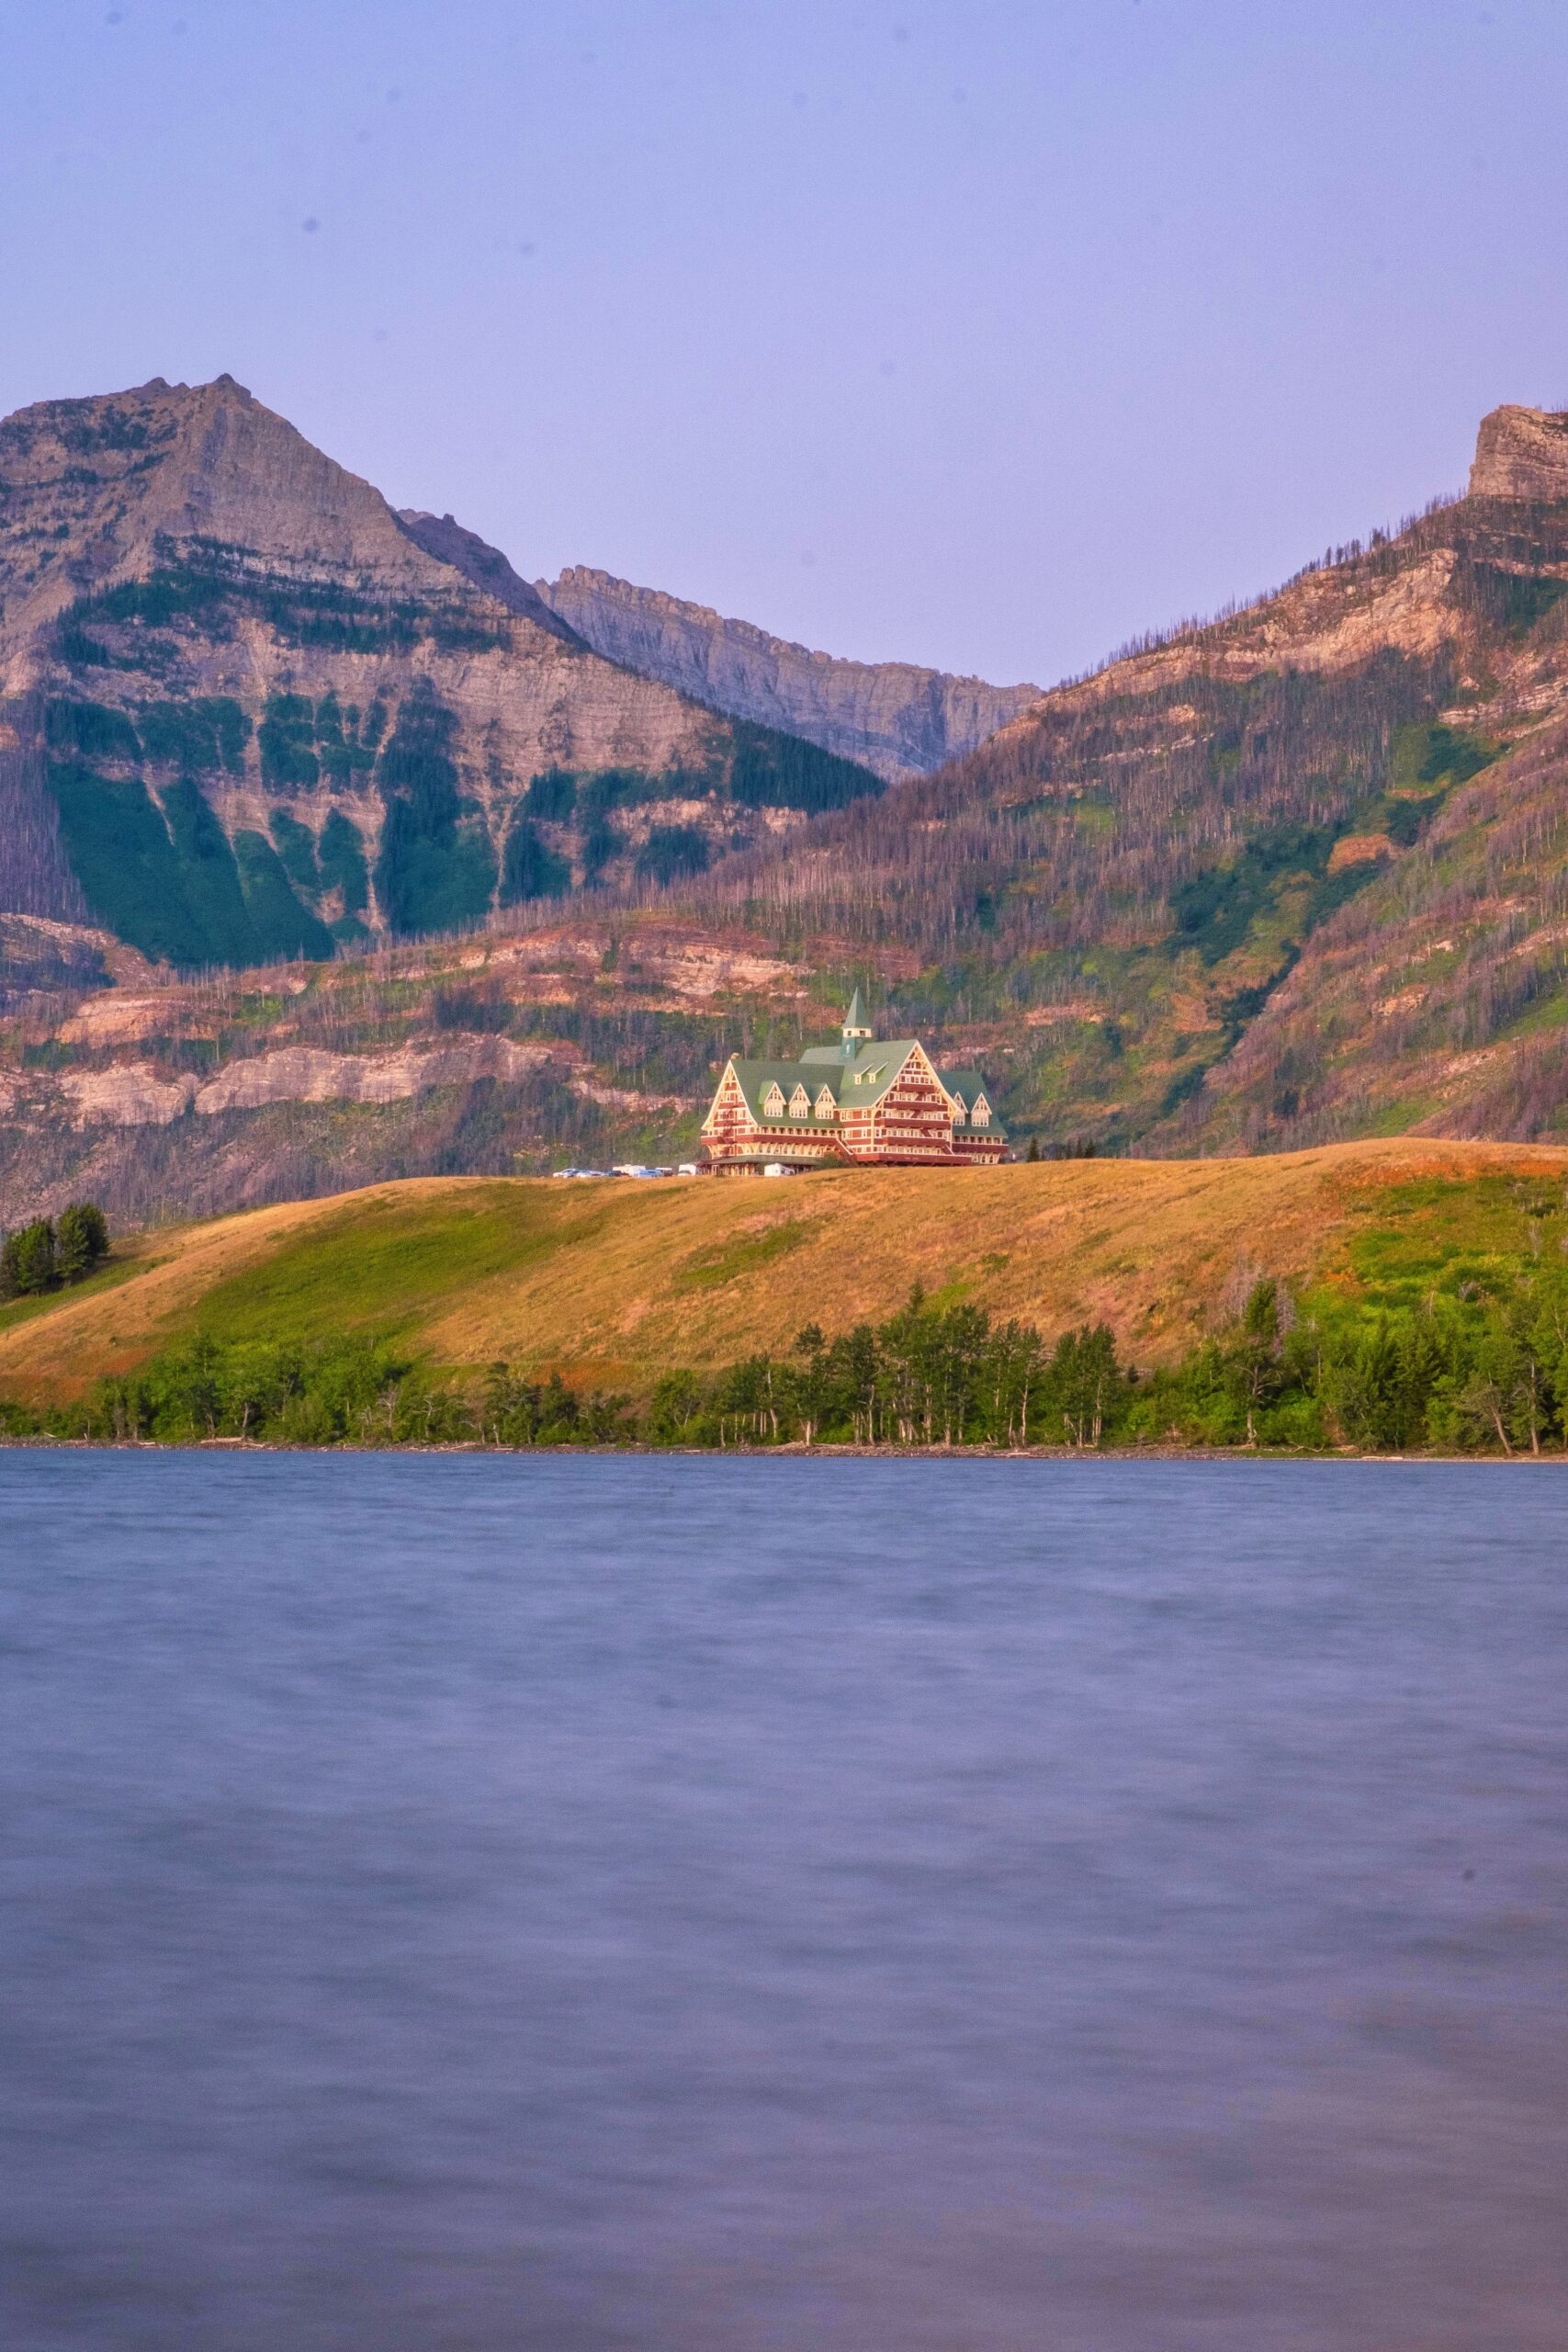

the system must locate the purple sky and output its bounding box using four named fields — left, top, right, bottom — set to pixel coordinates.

left=4, top=1, right=1566, bottom=685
